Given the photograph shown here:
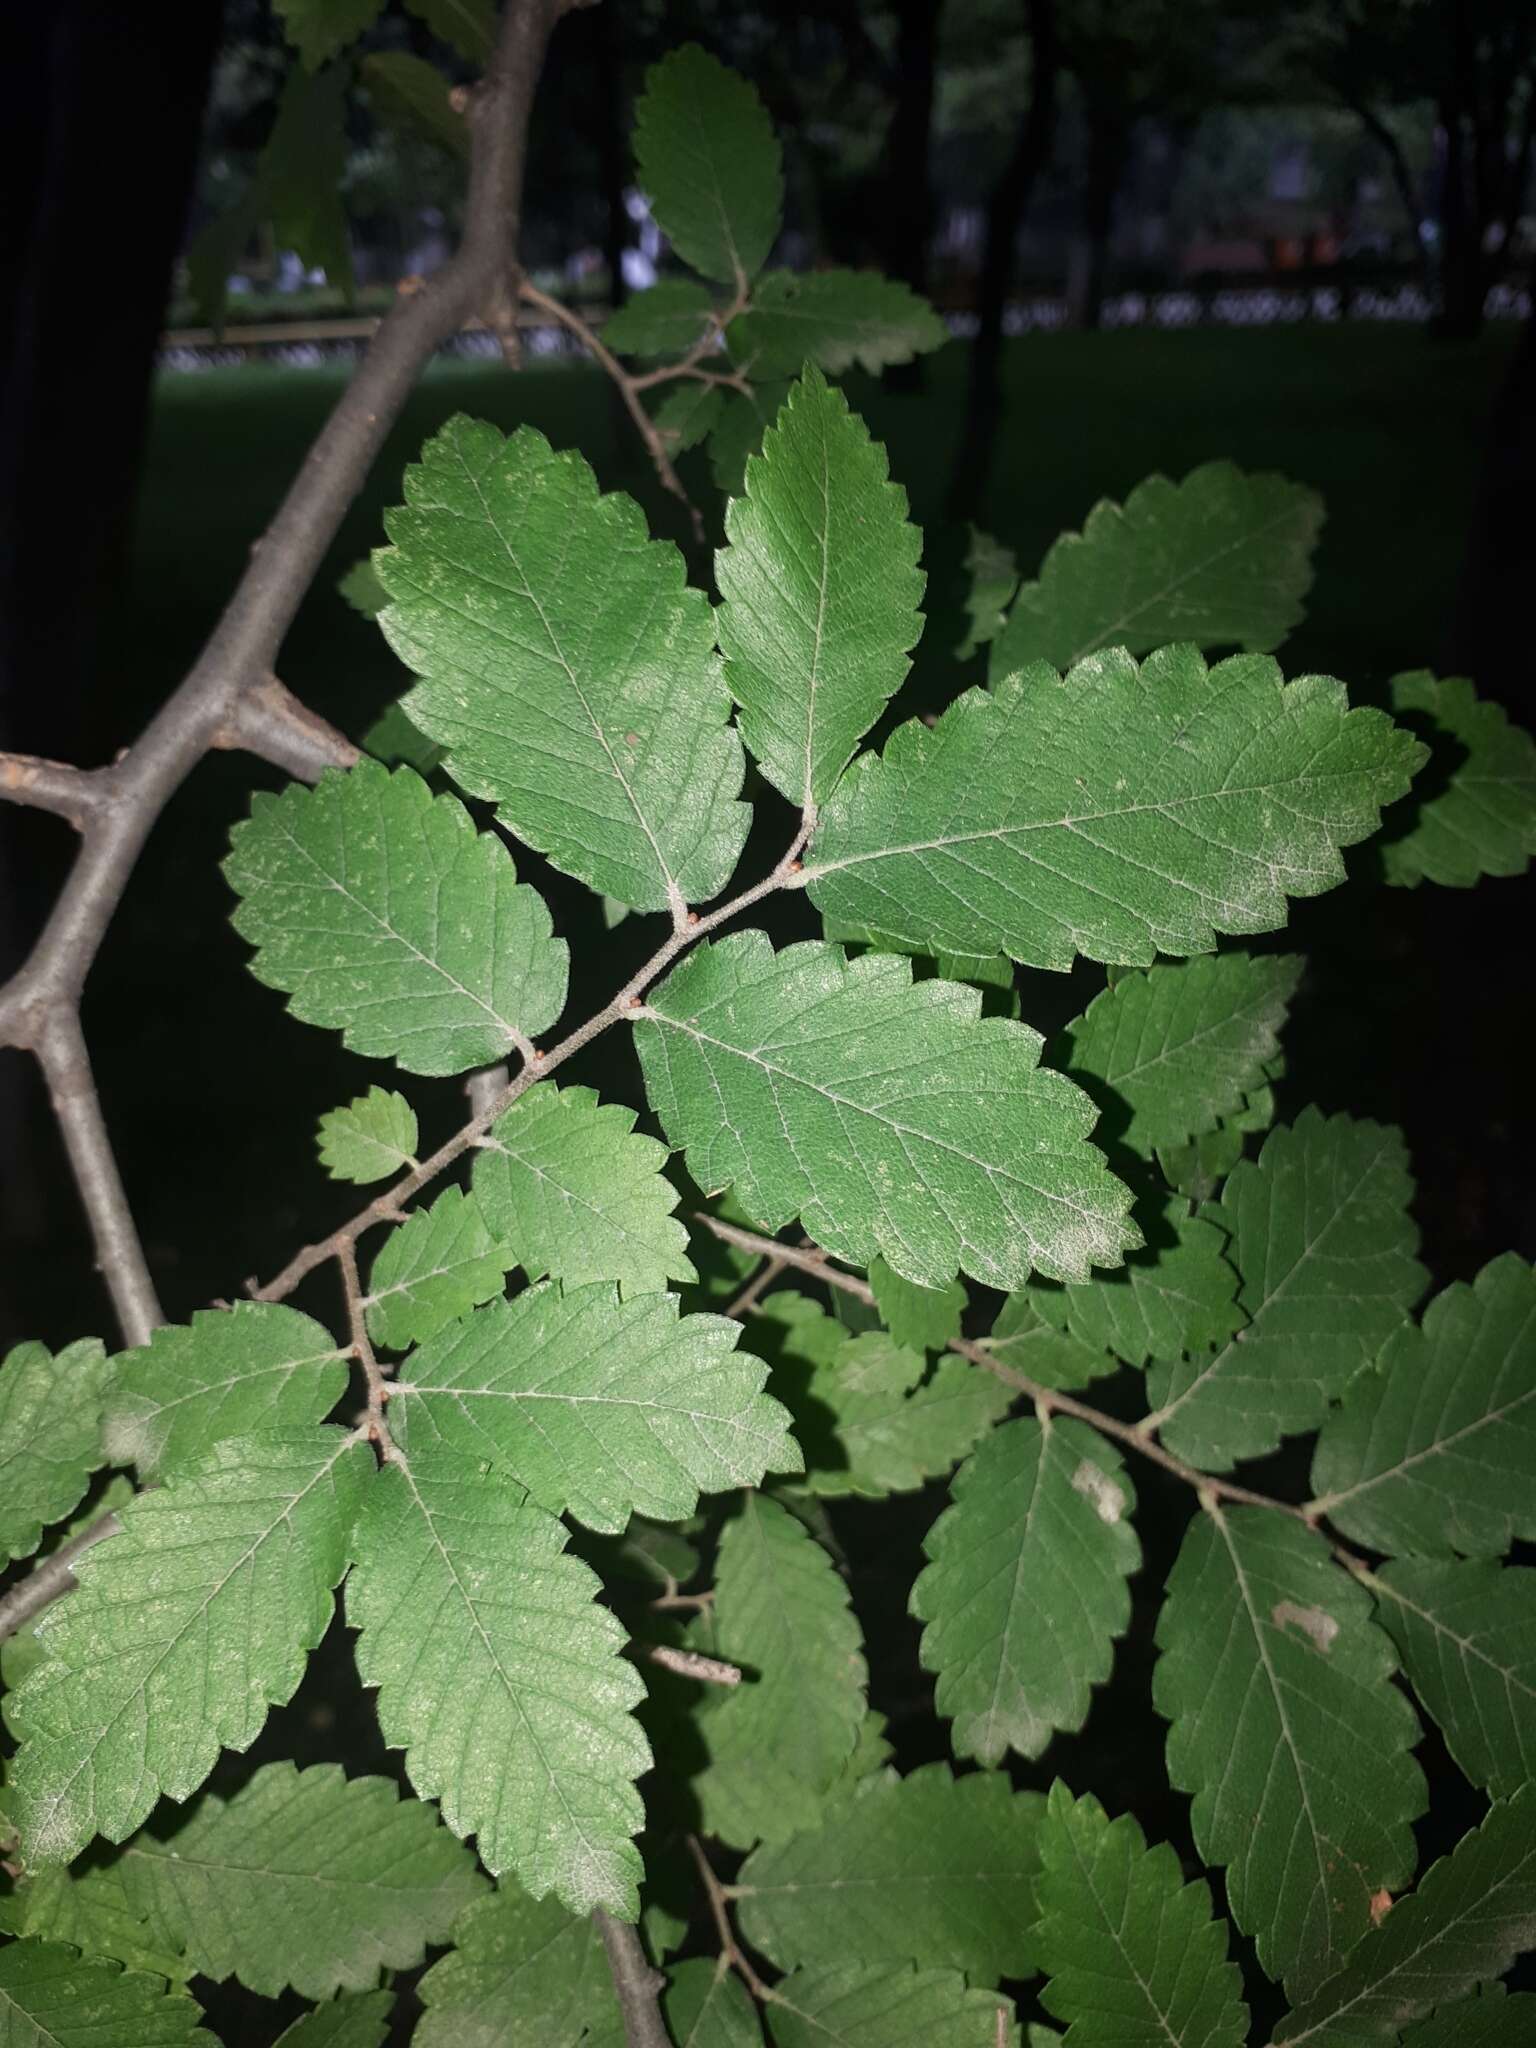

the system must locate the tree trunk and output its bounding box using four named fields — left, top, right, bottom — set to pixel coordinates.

left=1072, top=106, right=1129, bottom=330
left=879, top=0, right=941, bottom=392
left=593, top=1, right=628, bottom=311
left=1447, top=301, right=1536, bottom=713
